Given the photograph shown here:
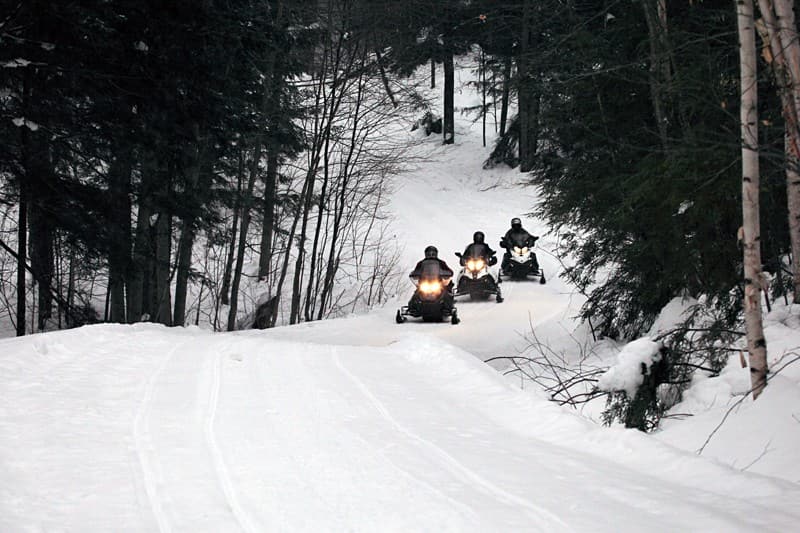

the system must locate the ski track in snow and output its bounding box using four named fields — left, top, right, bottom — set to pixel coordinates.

left=132, top=343, right=178, bottom=533
left=203, top=350, right=259, bottom=533
left=331, top=347, right=571, bottom=532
